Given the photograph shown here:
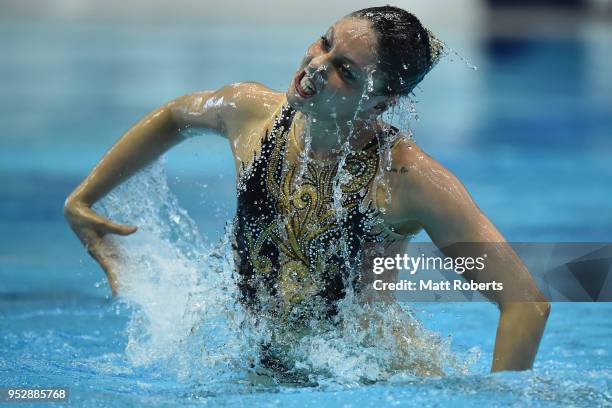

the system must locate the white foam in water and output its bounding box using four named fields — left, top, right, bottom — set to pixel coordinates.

left=95, top=160, right=250, bottom=384
left=93, top=127, right=475, bottom=389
